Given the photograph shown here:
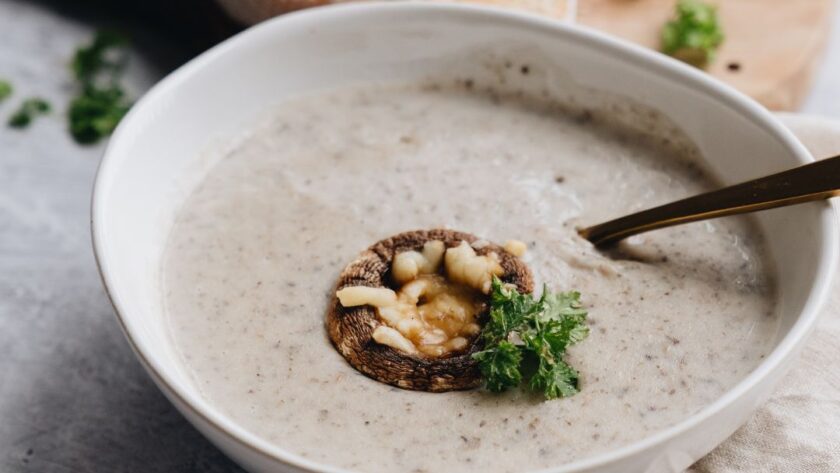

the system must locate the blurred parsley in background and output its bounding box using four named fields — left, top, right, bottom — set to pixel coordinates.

left=662, top=0, right=724, bottom=67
